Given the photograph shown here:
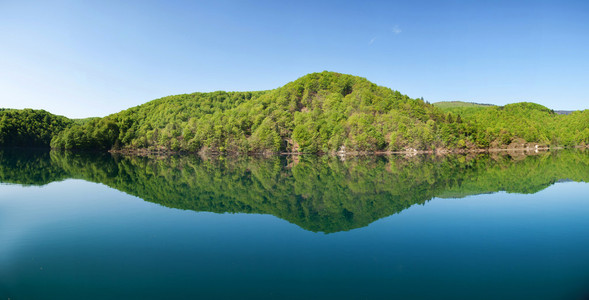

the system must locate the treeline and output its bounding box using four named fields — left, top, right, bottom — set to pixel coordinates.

left=50, top=72, right=474, bottom=153
left=0, top=109, right=72, bottom=147
left=2, top=149, right=589, bottom=232
left=436, top=102, right=589, bottom=147
left=3, top=72, right=589, bottom=153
